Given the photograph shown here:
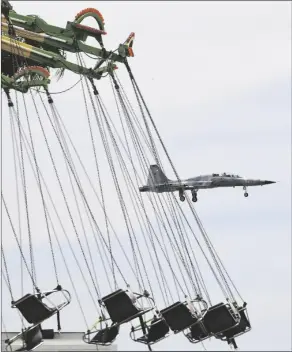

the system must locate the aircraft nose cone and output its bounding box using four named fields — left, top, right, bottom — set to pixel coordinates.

left=263, top=180, right=276, bottom=185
